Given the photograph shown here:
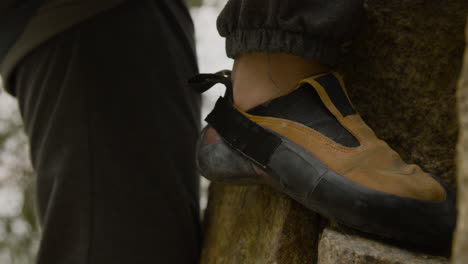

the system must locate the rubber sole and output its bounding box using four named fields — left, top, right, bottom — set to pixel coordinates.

left=197, top=126, right=456, bottom=249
